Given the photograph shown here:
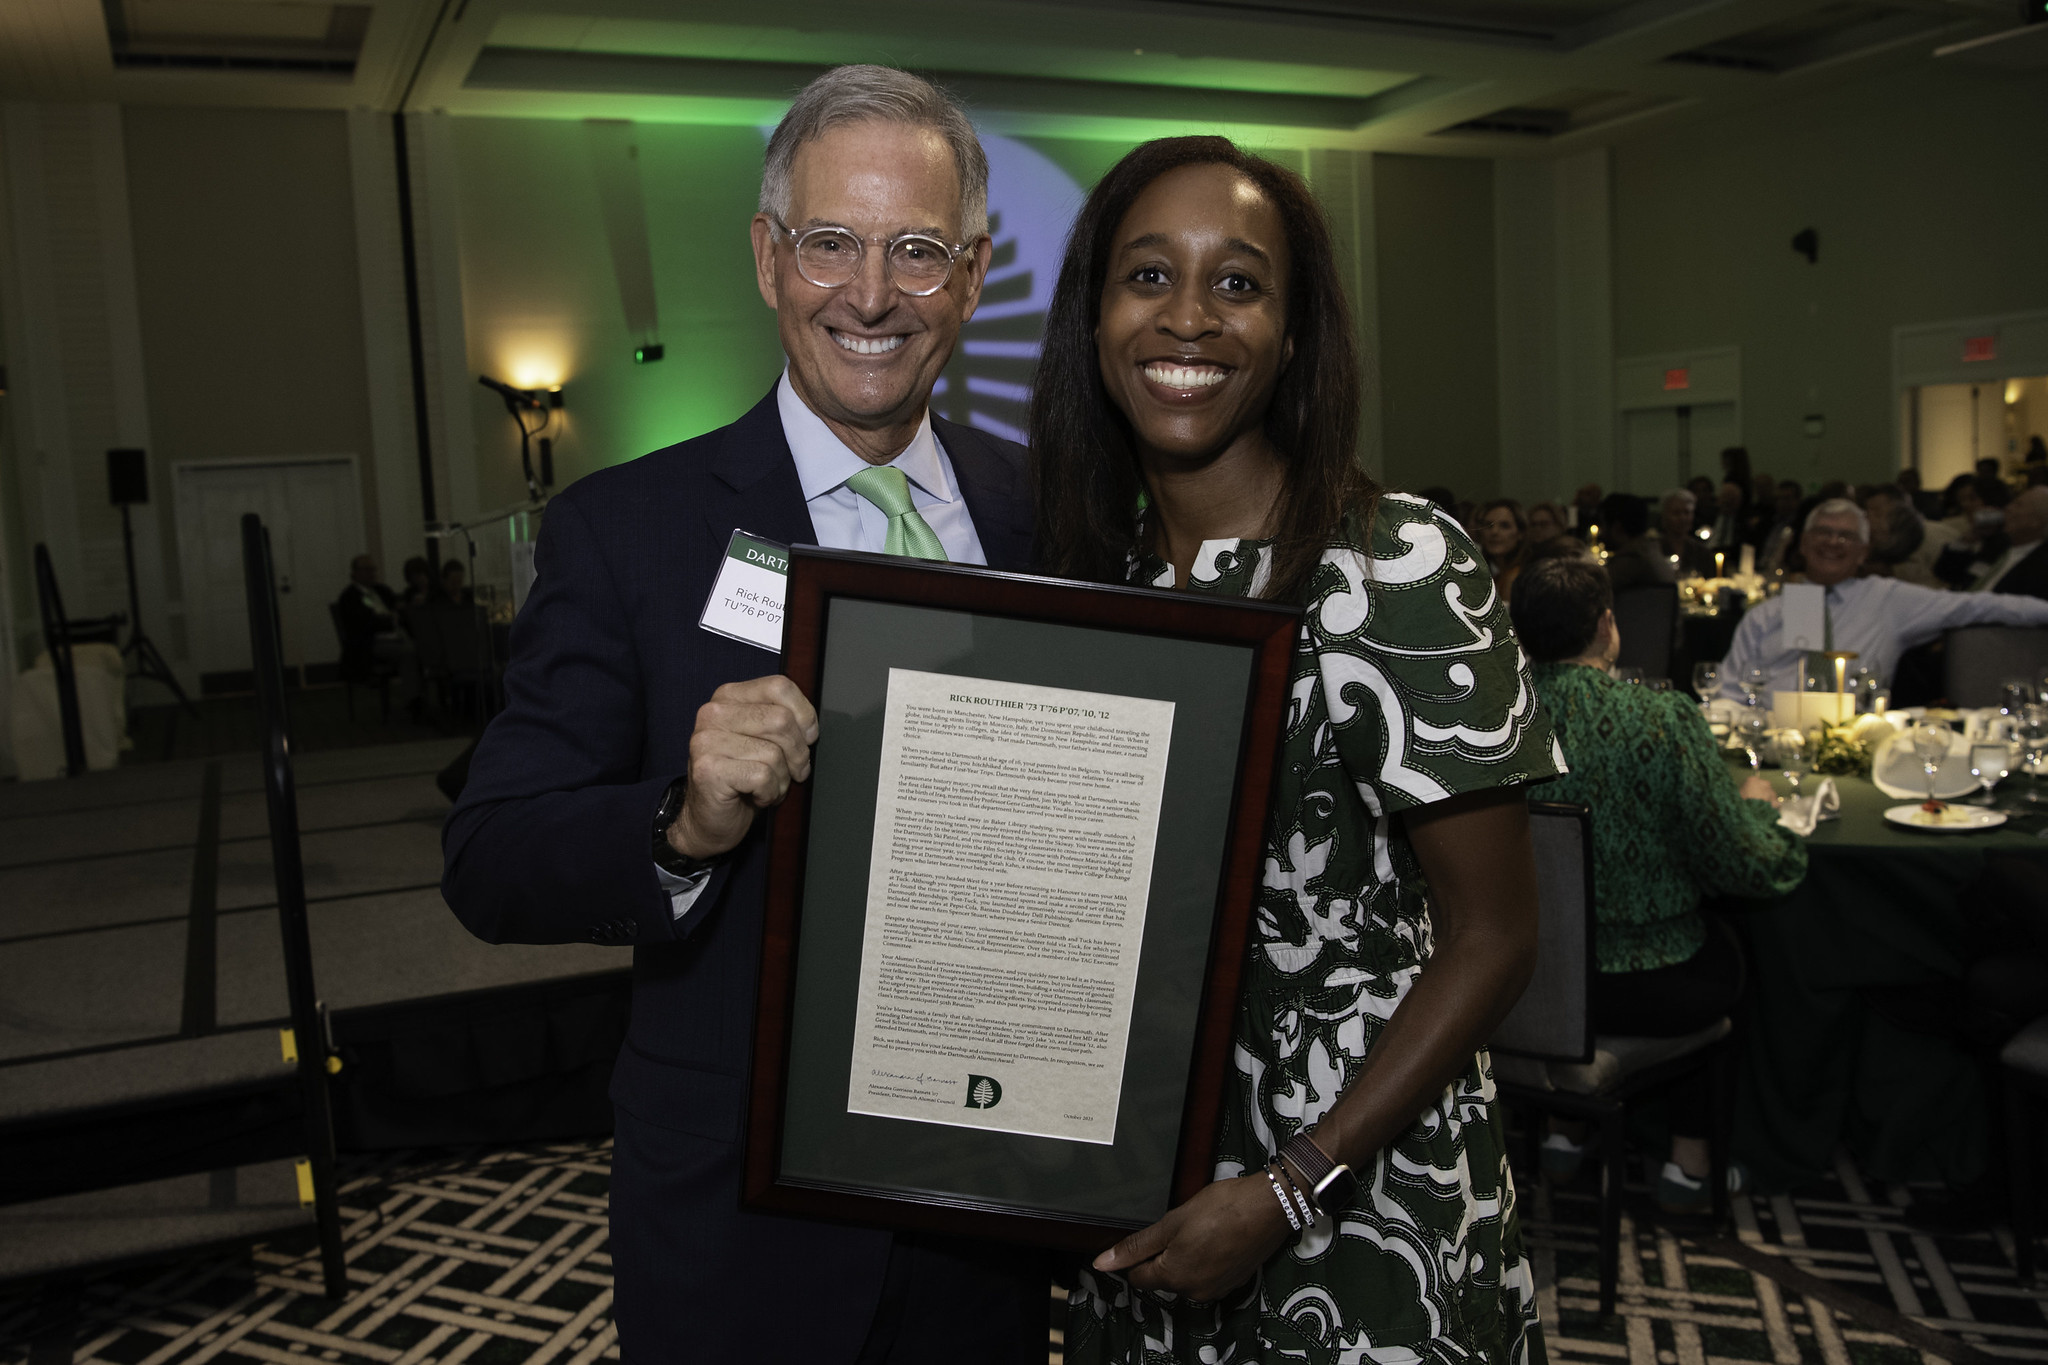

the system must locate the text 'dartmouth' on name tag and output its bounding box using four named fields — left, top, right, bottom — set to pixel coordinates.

left=699, top=529, right=789, bottom=652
